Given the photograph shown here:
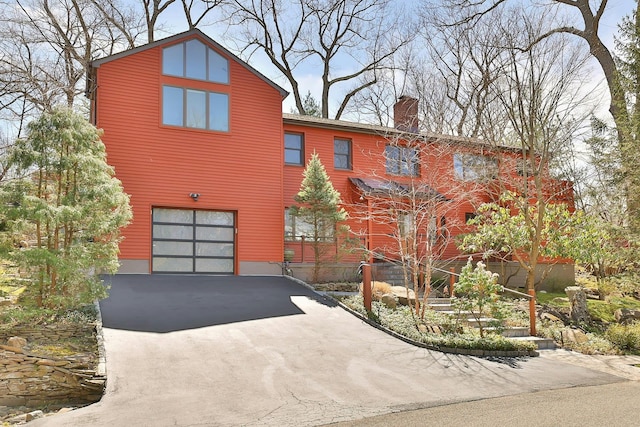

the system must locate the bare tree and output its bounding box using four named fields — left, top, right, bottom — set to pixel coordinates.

left=461, top=10, right=594, bottom=291
left=181, top=0, right=226, bottom=30
left=345, top=4, right=511, bottom=140
left=226, top=0, right=413, bottom=119
left=0, top=0, right=143, bottom=126
left=440, top=0, right=639, bottom=228
left=141, top=0, right=176, bottom=42
left=91, top=0, right=146, bottom=48
left=351, top=132, right=483, bottom=318
left=420, top=5, right=509, bottom=138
